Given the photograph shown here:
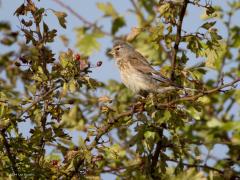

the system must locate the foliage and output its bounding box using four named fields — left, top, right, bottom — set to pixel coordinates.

left=0, top=0, right=240, bottom=179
